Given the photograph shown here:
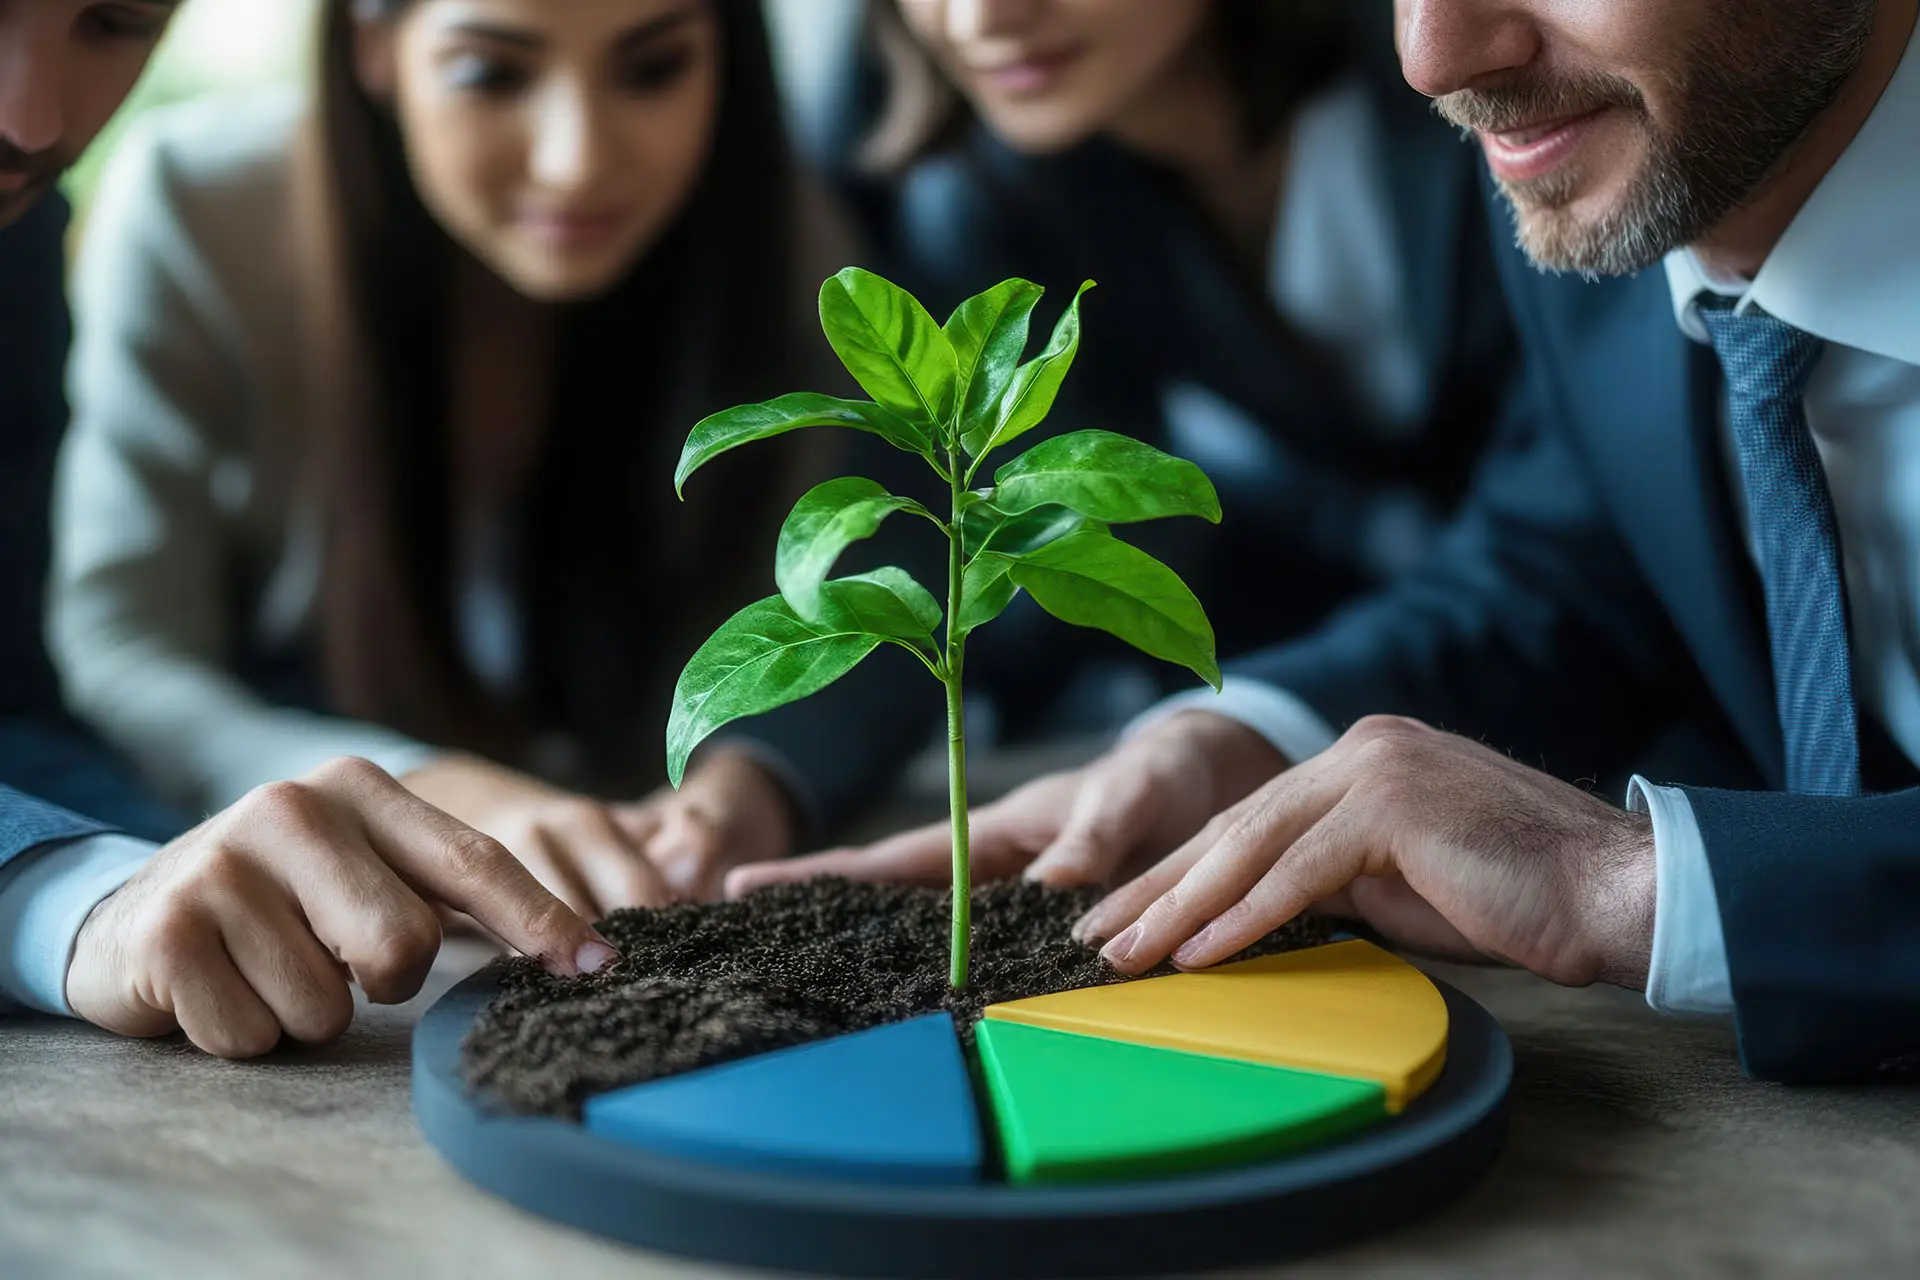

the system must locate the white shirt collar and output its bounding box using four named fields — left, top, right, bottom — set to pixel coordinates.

left=1664, top=11, right=1920, bottom=366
